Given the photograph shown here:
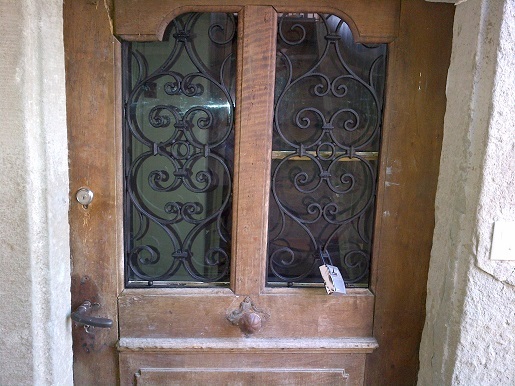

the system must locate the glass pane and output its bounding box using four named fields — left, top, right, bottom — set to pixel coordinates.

left=267, top=13, right=387, bottom=288
left=123, top=13, right=237, bottom=287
